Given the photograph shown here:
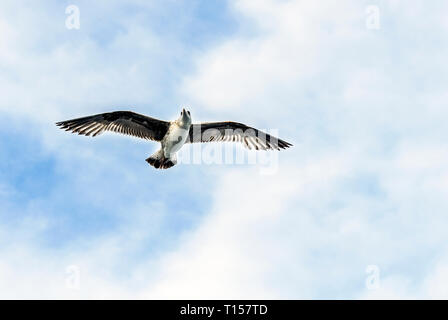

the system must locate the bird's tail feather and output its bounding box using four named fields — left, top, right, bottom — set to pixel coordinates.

left=145, top=149, right=177, bottom=169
